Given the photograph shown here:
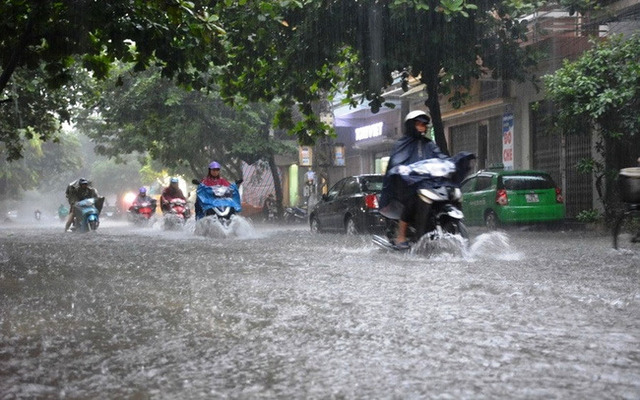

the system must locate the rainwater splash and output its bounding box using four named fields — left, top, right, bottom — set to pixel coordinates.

left=229, top=215, right=260, bottom=239
left=161, top=214, right=187, bottom=231
left=194, top=216, right=227, bottom=238
left=193, top=215, right=258, bottom=239
left=466, top=231, right=522, bottom=261
left=411, top=233, right=468, bottom=259
left=401, top=231, right=522, bottom=262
